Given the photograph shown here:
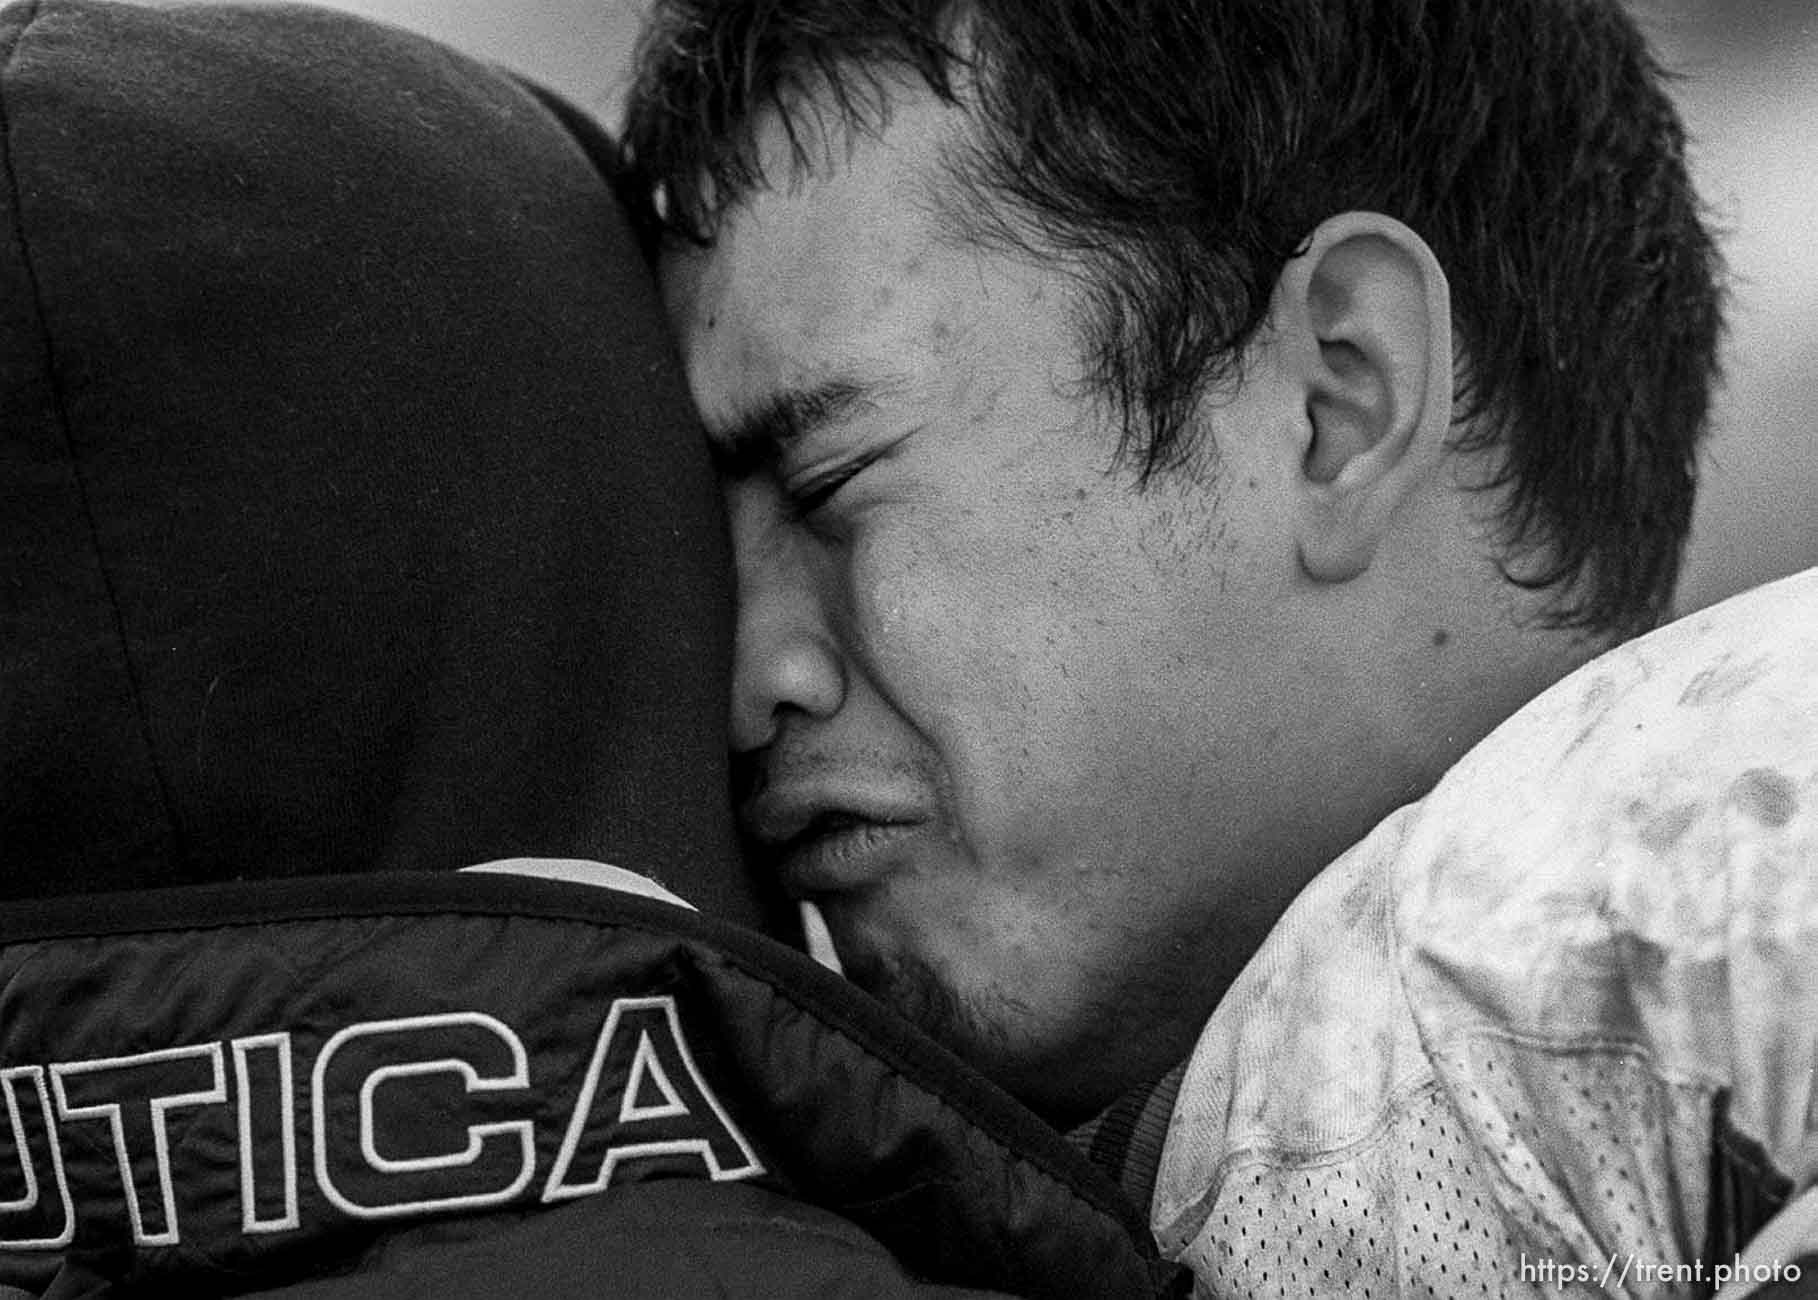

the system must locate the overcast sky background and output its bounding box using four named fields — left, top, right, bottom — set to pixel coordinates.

left=175, top=0, right=1818, bottom=616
